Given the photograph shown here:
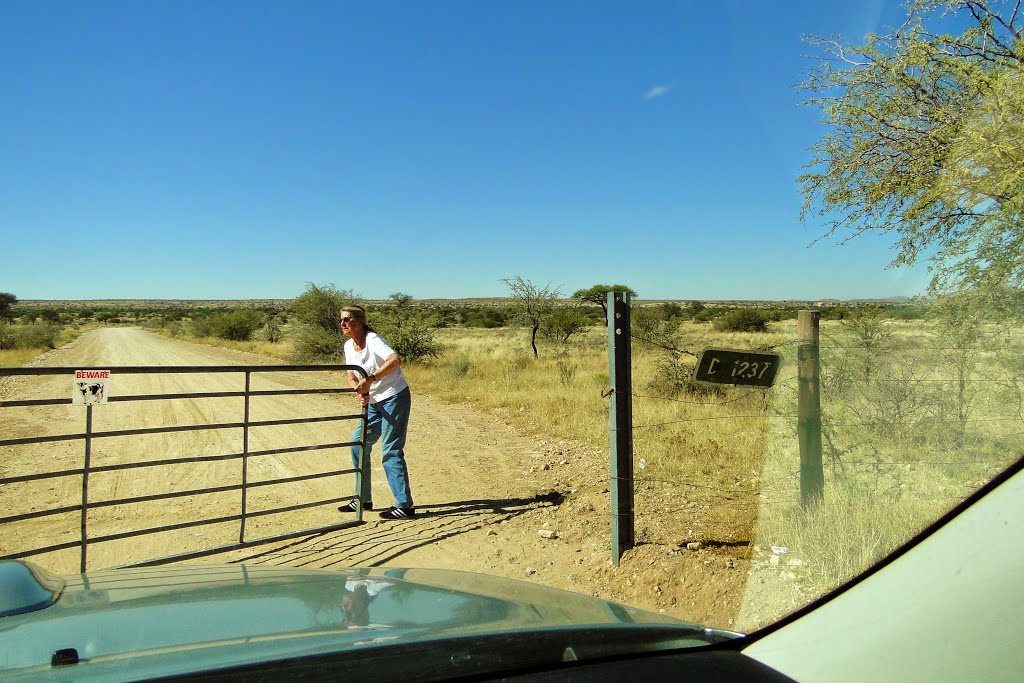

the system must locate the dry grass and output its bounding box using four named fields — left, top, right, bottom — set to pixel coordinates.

left=70, top=316, right=1023, bottom=624
left=410, top=319, right=1022, bottom=613
left=740, top=315, right=1024, bottom=626
left=406, top=324, right=784, bottom=496
left=0, top=348, right=46, bottom=367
